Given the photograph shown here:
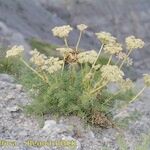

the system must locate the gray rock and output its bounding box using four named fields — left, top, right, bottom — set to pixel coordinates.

left=0, top=74, right=15, bottom=83
left=41, top=120, right=74, bottom=136
left=6, top=106, right=20, bottom=112
left=15, top=84, right=23, bottom=92
left=42, top=120, right=57, bottom=132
